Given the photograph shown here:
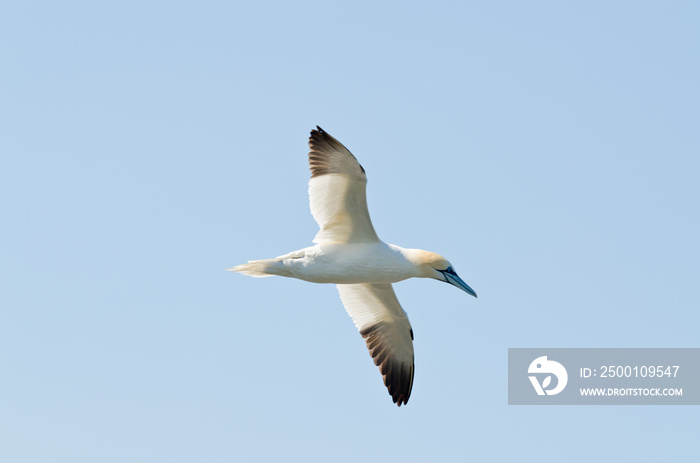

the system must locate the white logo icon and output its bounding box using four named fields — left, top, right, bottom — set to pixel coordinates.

left=528, top=356, right=568, bottom=396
